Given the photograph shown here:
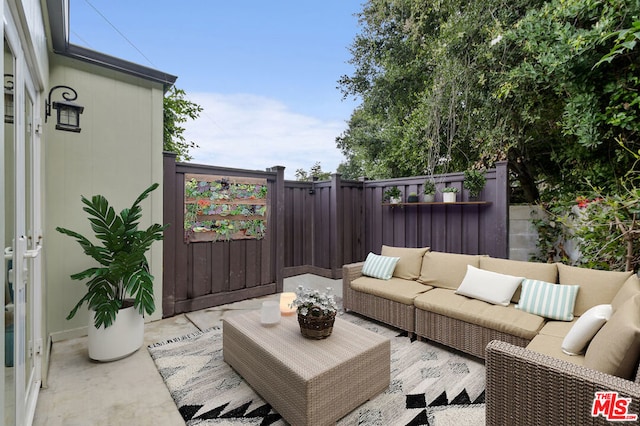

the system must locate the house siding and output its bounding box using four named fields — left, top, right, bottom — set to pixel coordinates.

left=45, top=54, right=165, bottom=340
